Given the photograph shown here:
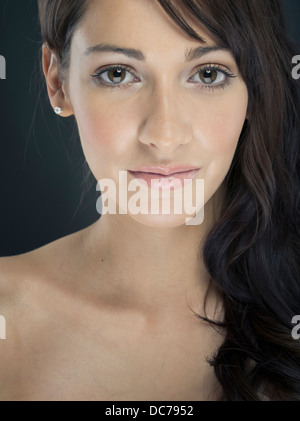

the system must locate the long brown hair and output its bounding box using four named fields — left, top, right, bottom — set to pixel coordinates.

left=38, top=0, right=300, bottom=400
